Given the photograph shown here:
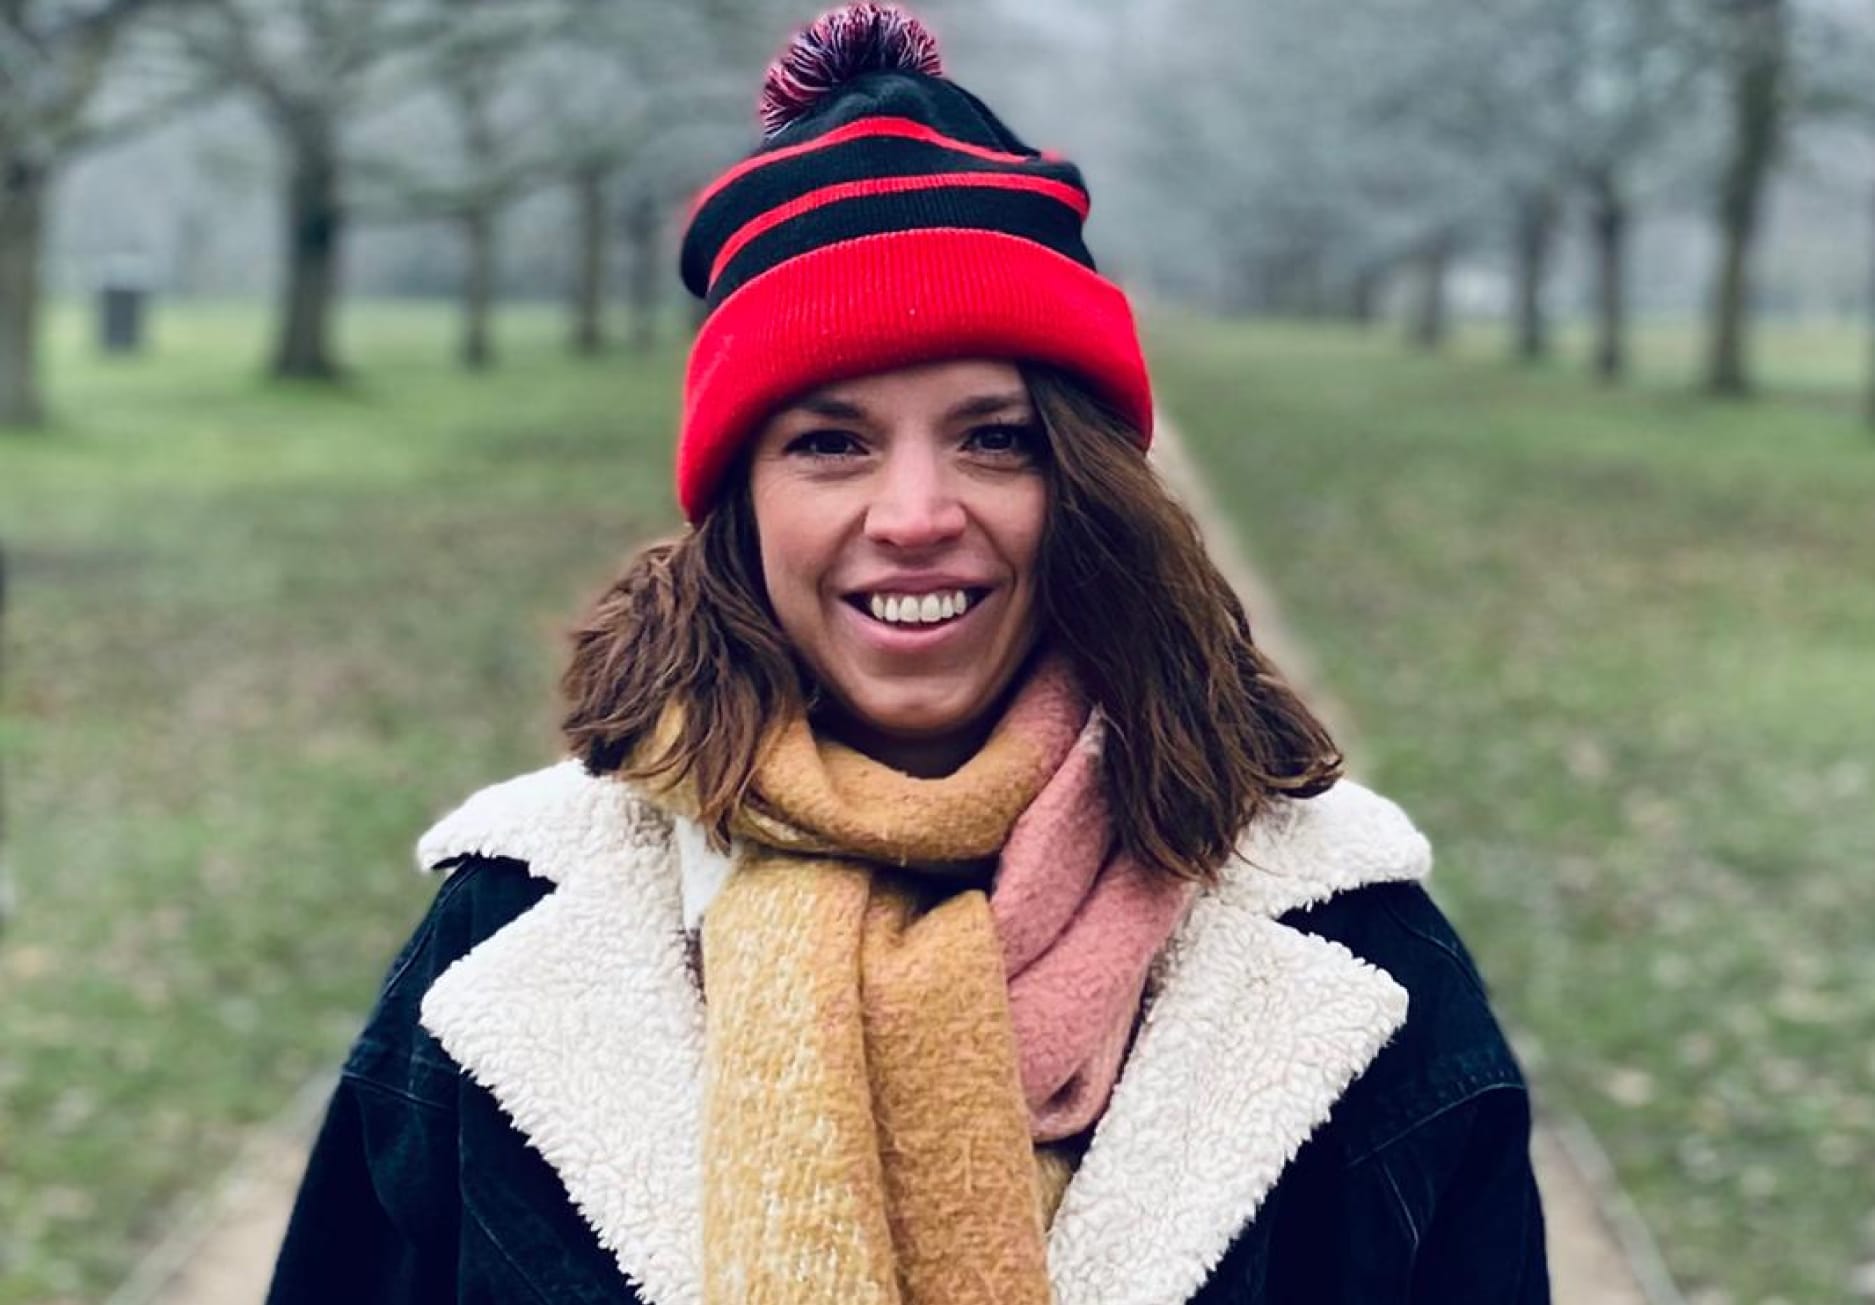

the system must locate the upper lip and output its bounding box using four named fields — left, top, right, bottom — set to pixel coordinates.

left=843, top=573, right=995, bottom=597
